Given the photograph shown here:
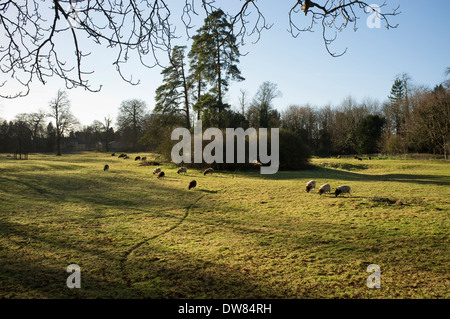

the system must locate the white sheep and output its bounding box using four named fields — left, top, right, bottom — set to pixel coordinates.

left=334, top=185, right=351, bottom=197
left=318, top=183, right=331, bottom=195
left=305, top=180, right=316, bottom=193
left=153, top=167, right=161, bottom=175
